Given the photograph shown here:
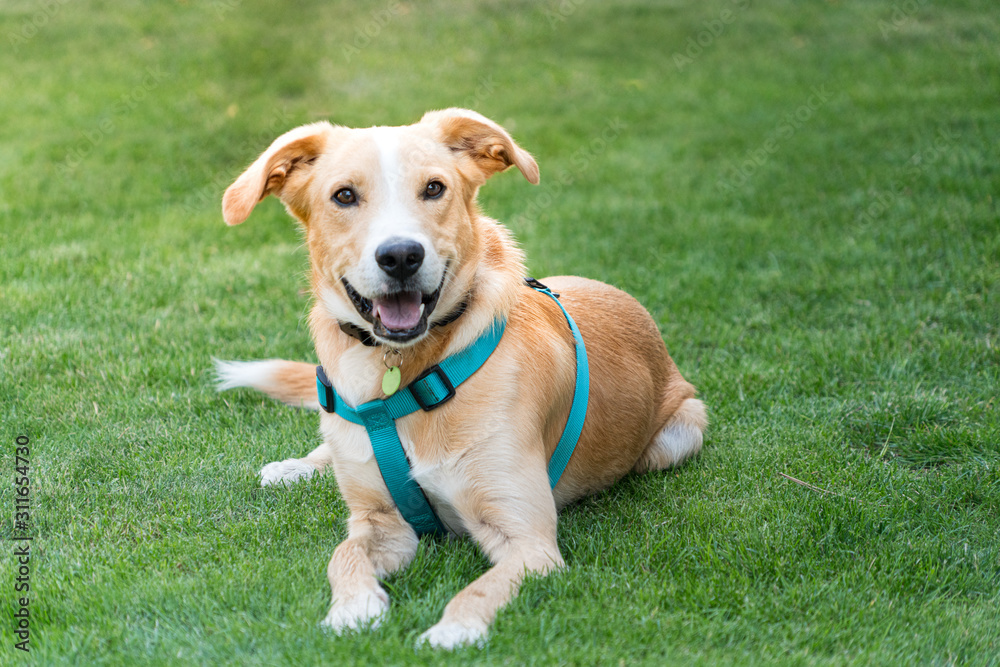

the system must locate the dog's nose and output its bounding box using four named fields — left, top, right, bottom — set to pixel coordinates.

left=375, top=238, right=425, bottom=281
